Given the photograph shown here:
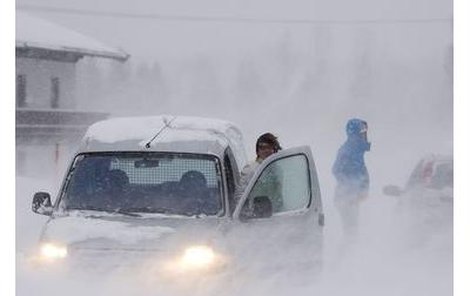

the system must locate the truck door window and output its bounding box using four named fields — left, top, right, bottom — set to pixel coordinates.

left=246, top=154, right=311, bottom=214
